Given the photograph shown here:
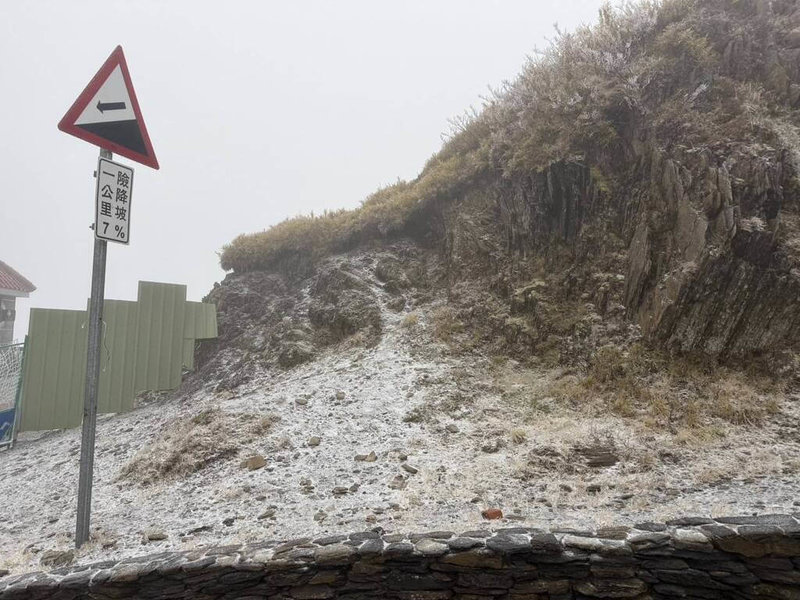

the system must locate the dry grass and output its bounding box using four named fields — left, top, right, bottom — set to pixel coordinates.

left=401, top=313, right=420, bottom=328
left=431, top=307, right=464, bottom=343
left=510, top=428, right=528, bottom=444
left=220, top=151, right=483, bottom=273
left=219, top=0, right=797, bottom=276
left=573, top=345, right=786, bottom=430
left=494, top=344, right=786, bottom=434
left=251, top=412, right=281, bottom=435
left=118, top=408, right=243, bottom=485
